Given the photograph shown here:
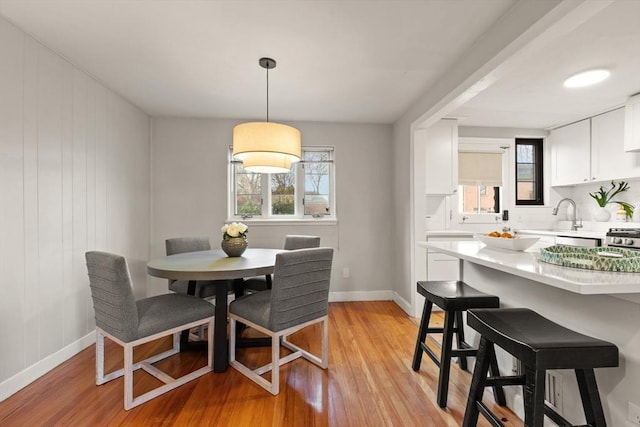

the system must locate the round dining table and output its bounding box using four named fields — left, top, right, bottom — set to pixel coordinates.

left=147, top=248, right=282, bottom=372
